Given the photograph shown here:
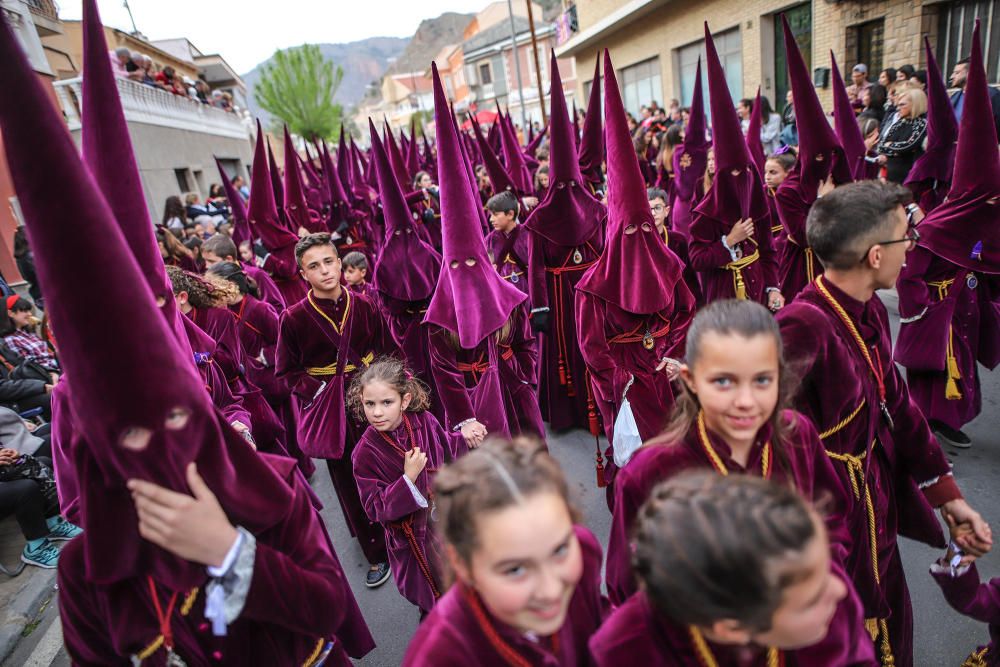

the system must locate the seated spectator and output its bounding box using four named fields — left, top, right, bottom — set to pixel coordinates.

left=0, top=297, right=58, bottom=372
left=0, top=343, right=54, bottom=421
left=162, top=194, right=187, bottom=234
left=0, top=442, right=81, bottom=569
left=184, top=192, right=227, bottom=226
left=155, top=225, right=199, bottom=272
left=0, top=406, right=51, bottom=458
left=876, top=86, right=927, bottom=183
